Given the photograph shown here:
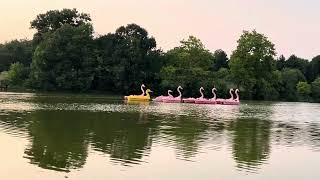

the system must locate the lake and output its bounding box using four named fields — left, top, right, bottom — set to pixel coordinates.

left=0, top=92, right=320, bottom=179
